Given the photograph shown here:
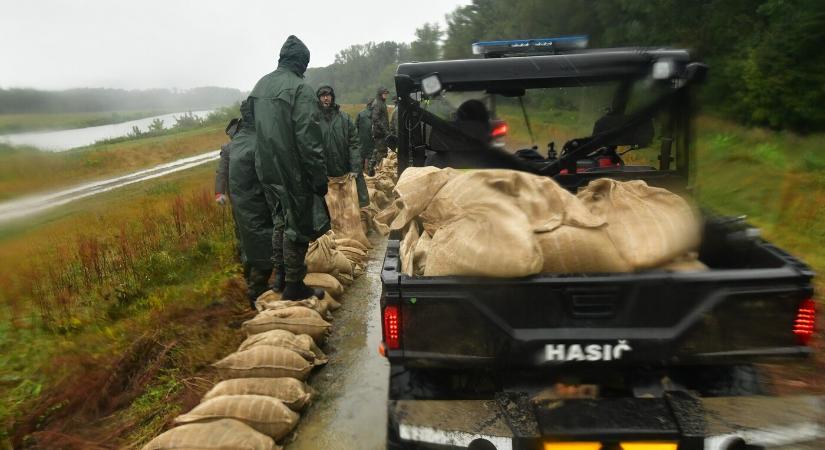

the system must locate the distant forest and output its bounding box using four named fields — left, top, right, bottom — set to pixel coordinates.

left=306, top=0, right=825, bottom=132
left=0, top=87, right=245, bottom=115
